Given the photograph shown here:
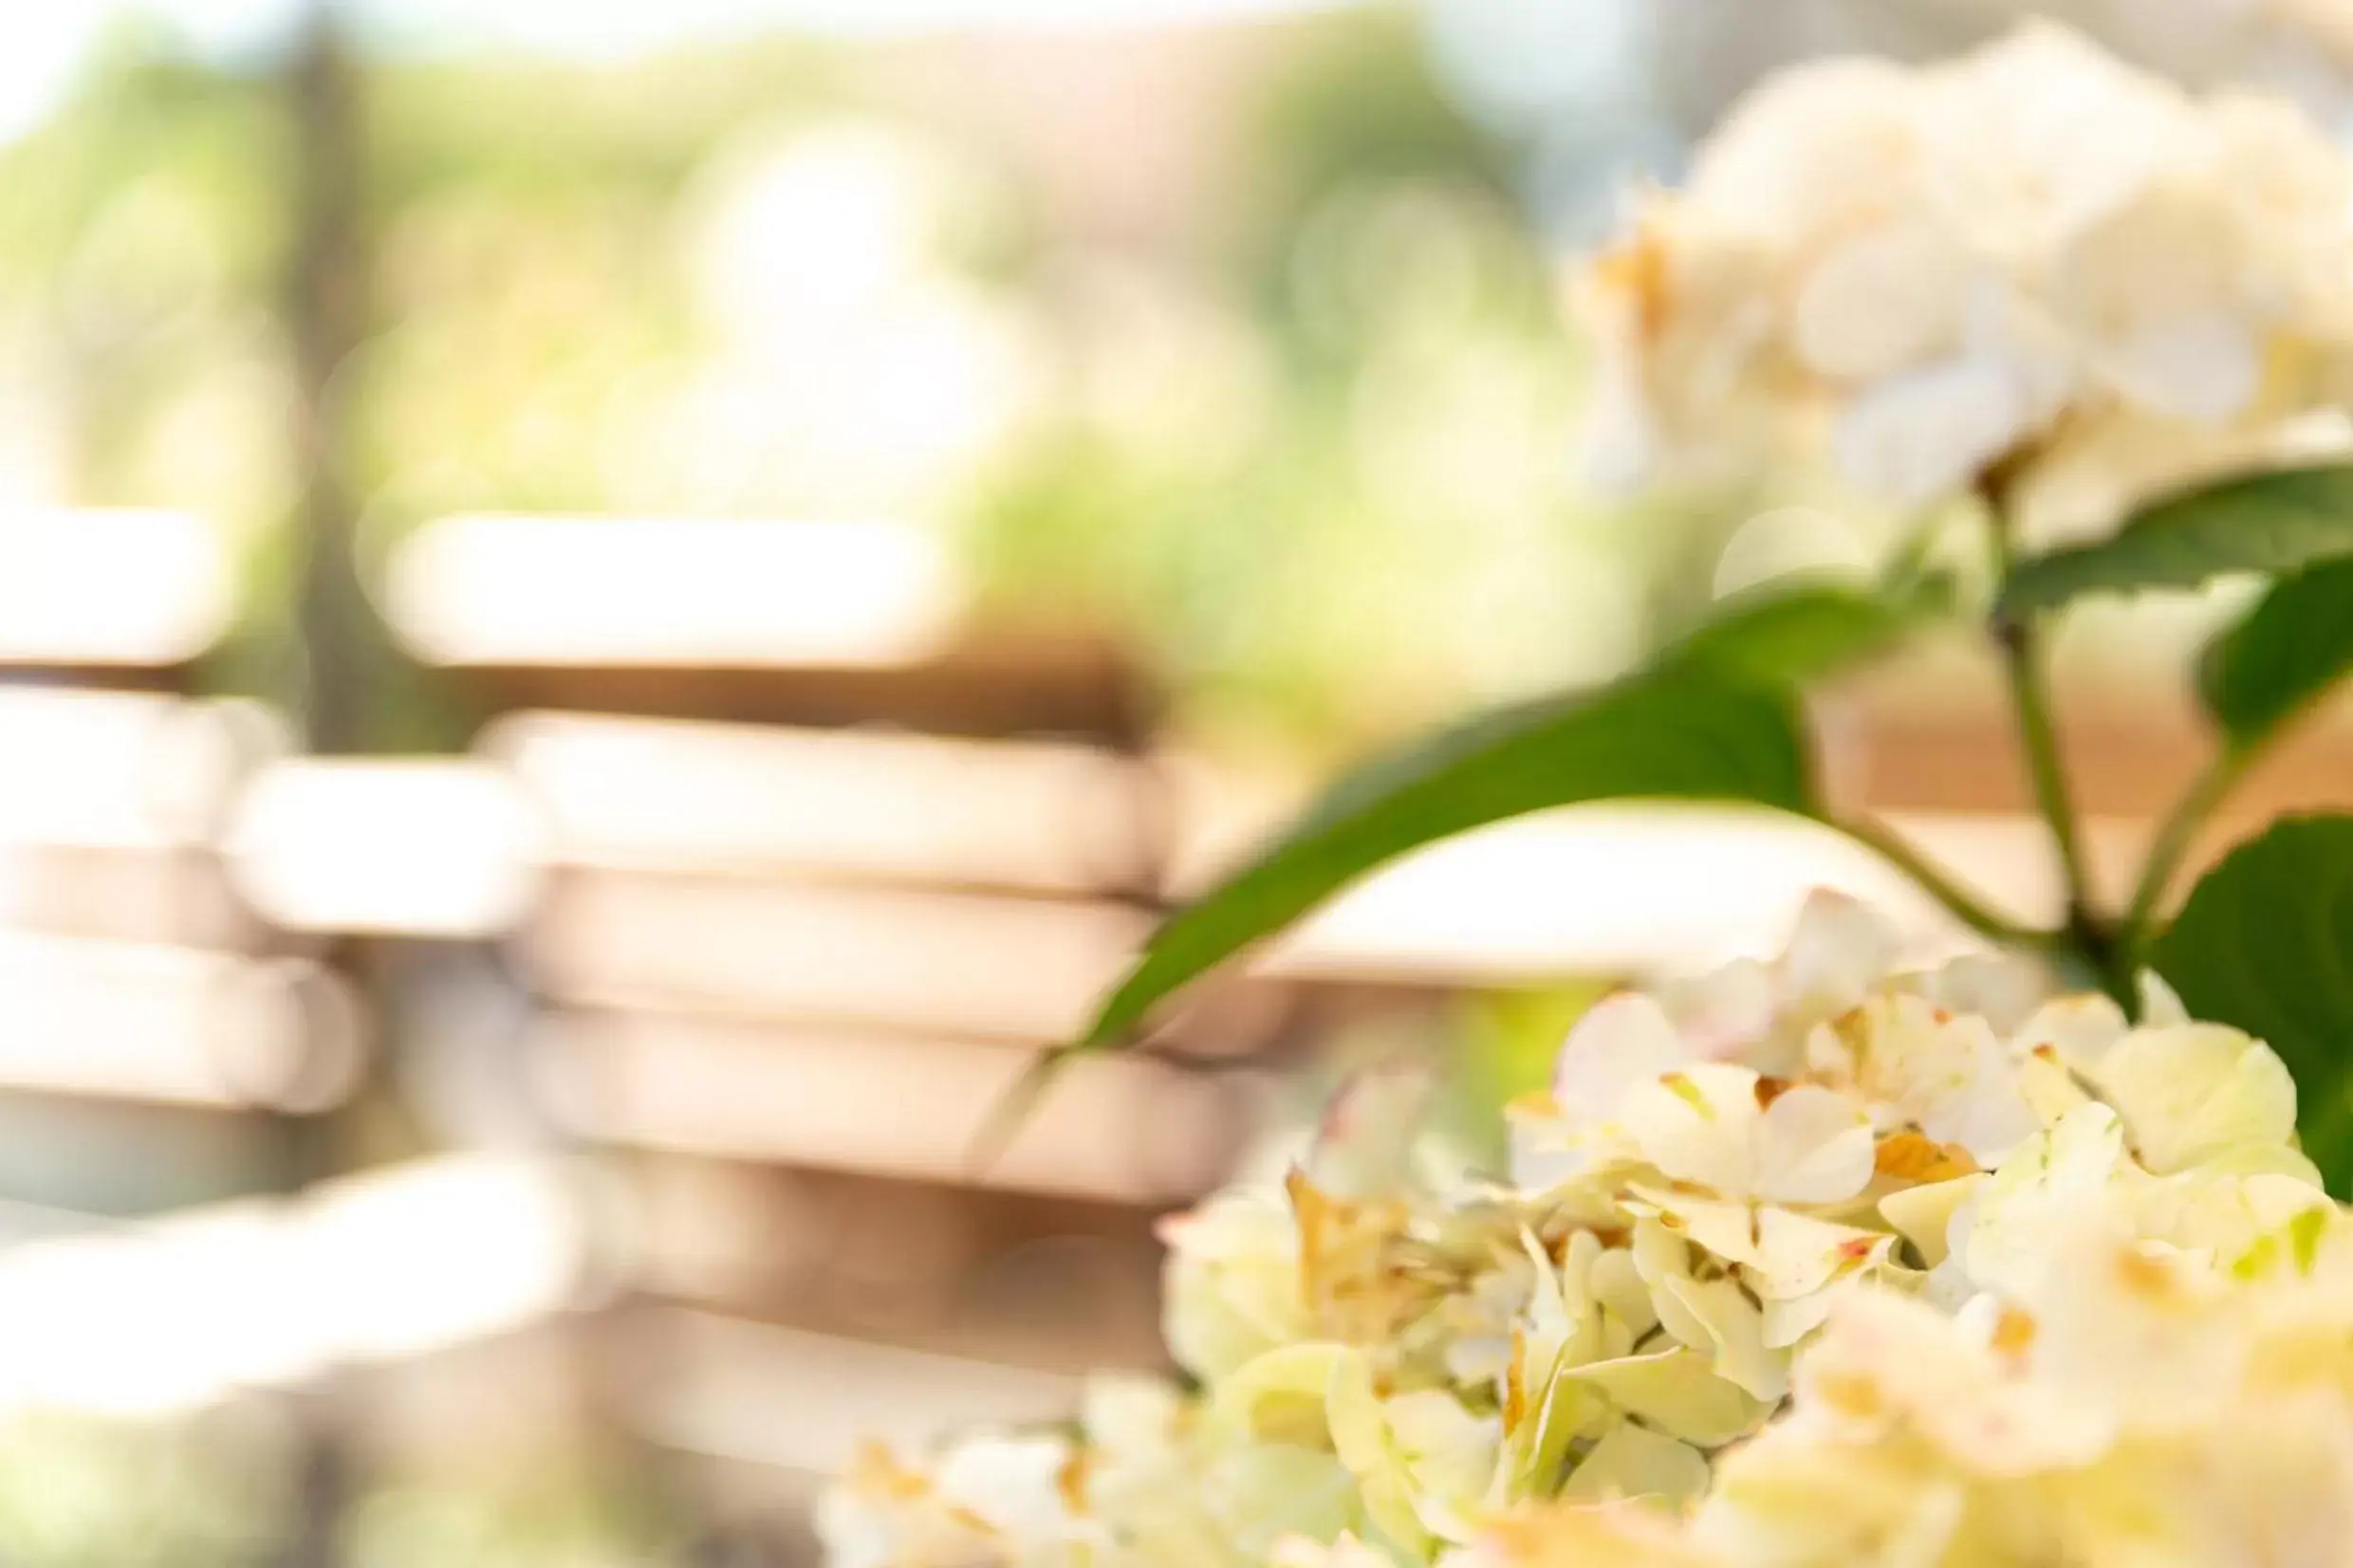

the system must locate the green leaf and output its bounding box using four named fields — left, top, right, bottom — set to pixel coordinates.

left=1080, top=583, right=1929, bottom=1051
left=2197, top=556, right=2353, bottom=746
left=968, top=582, right=1957, bottom=1169
left=1084, top=673, right=1812, bottom=1047
left=2001, top=464, right=2353, bottom=618
left=2153, top=817, right=2353, bottom=1195
left=1671, top=574, right=1952, bottom=686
